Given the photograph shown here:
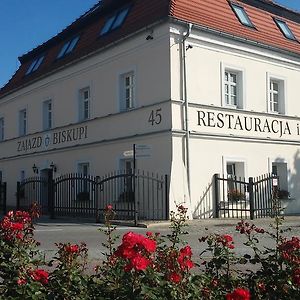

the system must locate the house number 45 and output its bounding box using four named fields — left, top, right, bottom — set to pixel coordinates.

left=148, top=108, right=162, bottom=126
